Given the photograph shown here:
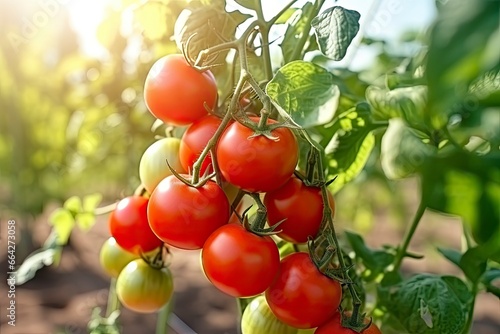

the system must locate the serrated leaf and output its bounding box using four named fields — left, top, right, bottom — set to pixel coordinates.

left=311, top=6, right=360, bottom=61
left=64, top=196, right=82, bottom=214
left=365, top=85, right=428, bottom=128
left=378, top=274, right=472, bottom=334
left=174, top=5, right=250, bottom=64
left=266, top=61, right=339, bottom=127
left=345, top=231, right=394, bottom=281
left=281, top=2, right=315, bottom=63
left=49, top=208, right=75, bottom=245
left=83, top=193, right=103, bottom=212
left=324, top=106, right=377, bottom=193
left=381, top=119, right=436, bottom=180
